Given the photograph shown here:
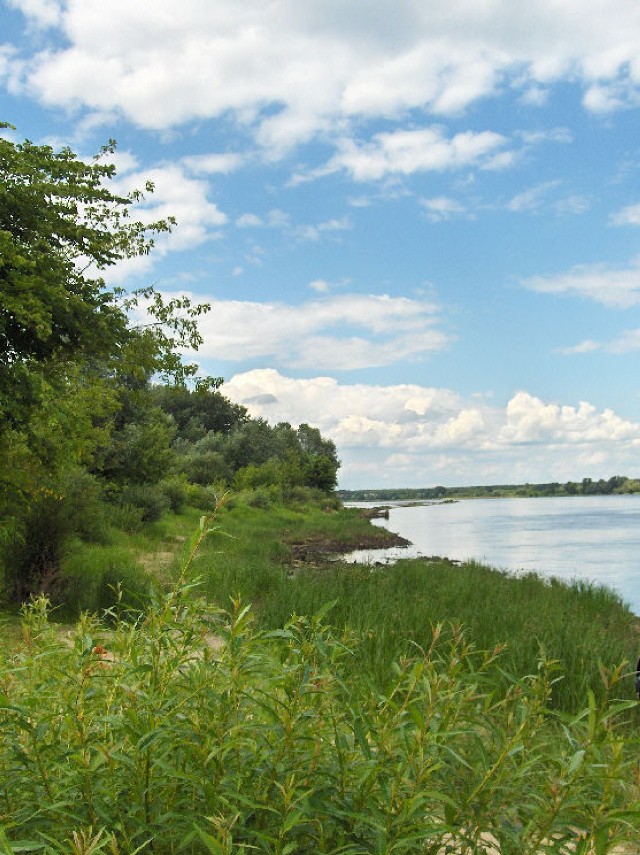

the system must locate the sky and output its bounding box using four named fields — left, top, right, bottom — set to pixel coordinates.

left=3, top=0, right=640, bottom=489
